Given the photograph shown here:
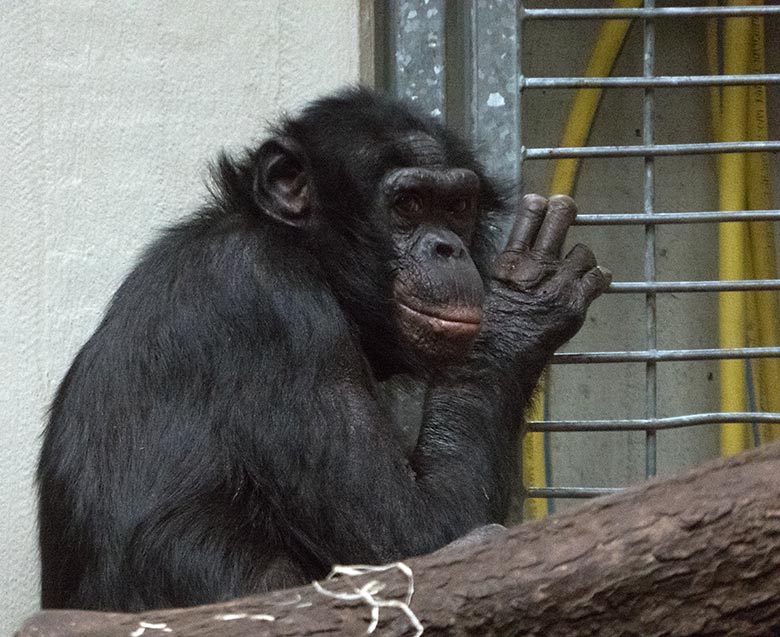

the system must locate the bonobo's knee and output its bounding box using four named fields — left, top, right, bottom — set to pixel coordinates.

left=437, top=523, right=507, bottom=554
